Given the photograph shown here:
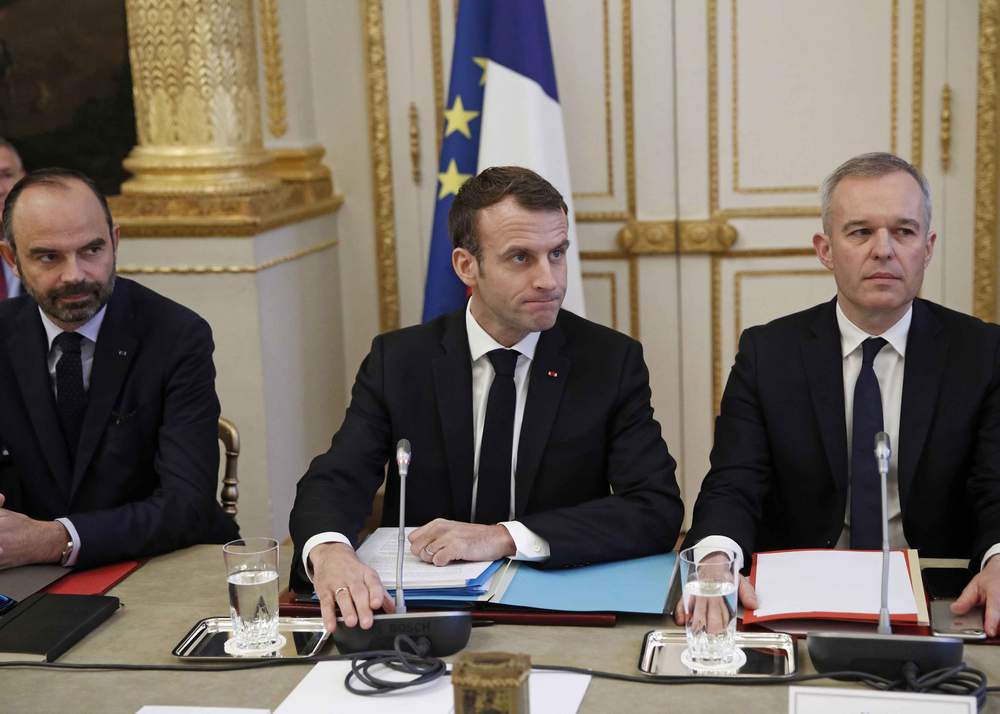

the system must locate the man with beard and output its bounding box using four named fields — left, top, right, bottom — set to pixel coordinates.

left=0, top=168, right=238, bottom=568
